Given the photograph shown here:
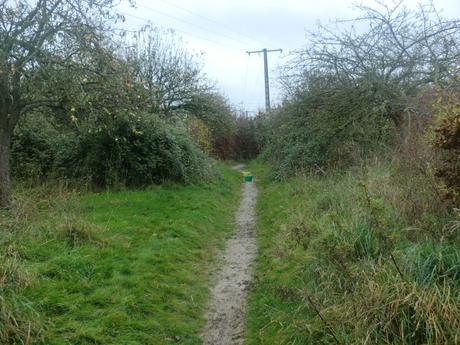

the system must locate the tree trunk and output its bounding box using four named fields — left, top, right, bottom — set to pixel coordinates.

left=0, top=128, right=12, bottom=208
